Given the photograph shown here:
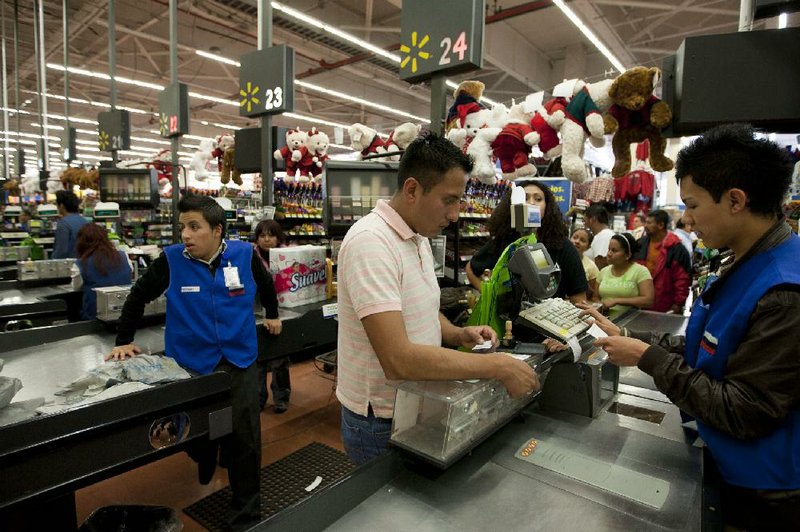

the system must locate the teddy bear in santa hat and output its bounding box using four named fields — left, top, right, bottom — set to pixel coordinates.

left=306, top=127, right=330, bottom=183
left=348, top=123, right=387, bottom=160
